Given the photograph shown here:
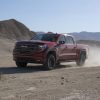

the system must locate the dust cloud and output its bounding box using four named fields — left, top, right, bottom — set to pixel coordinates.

left=85, top=46, right=100, bottom=67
